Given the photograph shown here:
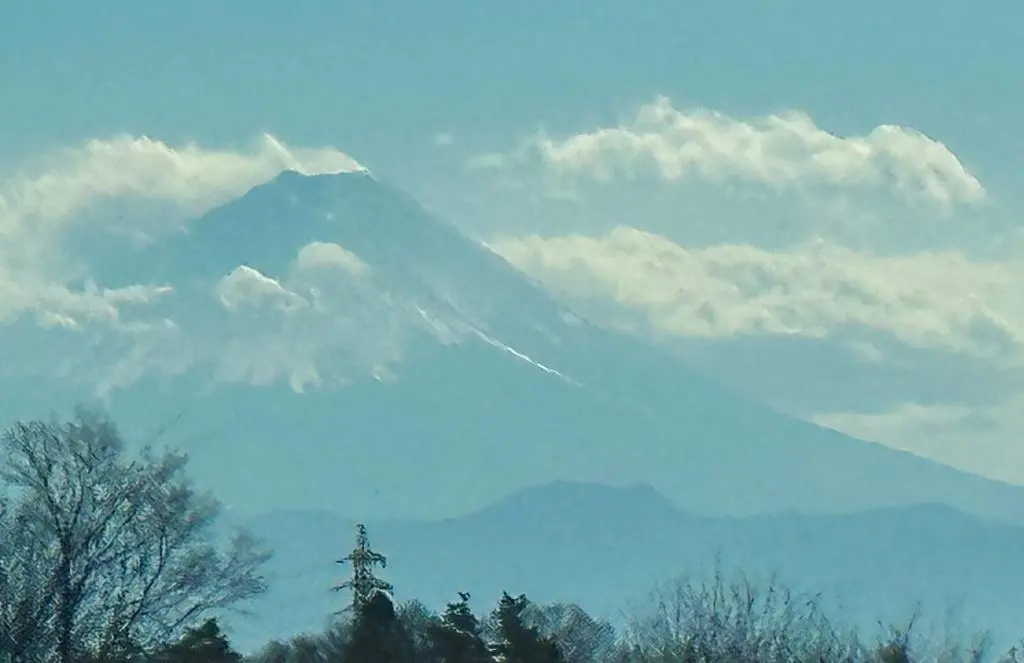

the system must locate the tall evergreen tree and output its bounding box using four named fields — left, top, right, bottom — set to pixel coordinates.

left=341, top=590, right=415, bottom=663
left=490, top=593, right=564, bottom=663
left=426, top=592, right=490, bottom=663
left=397, top=599, right=438, bottom=662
